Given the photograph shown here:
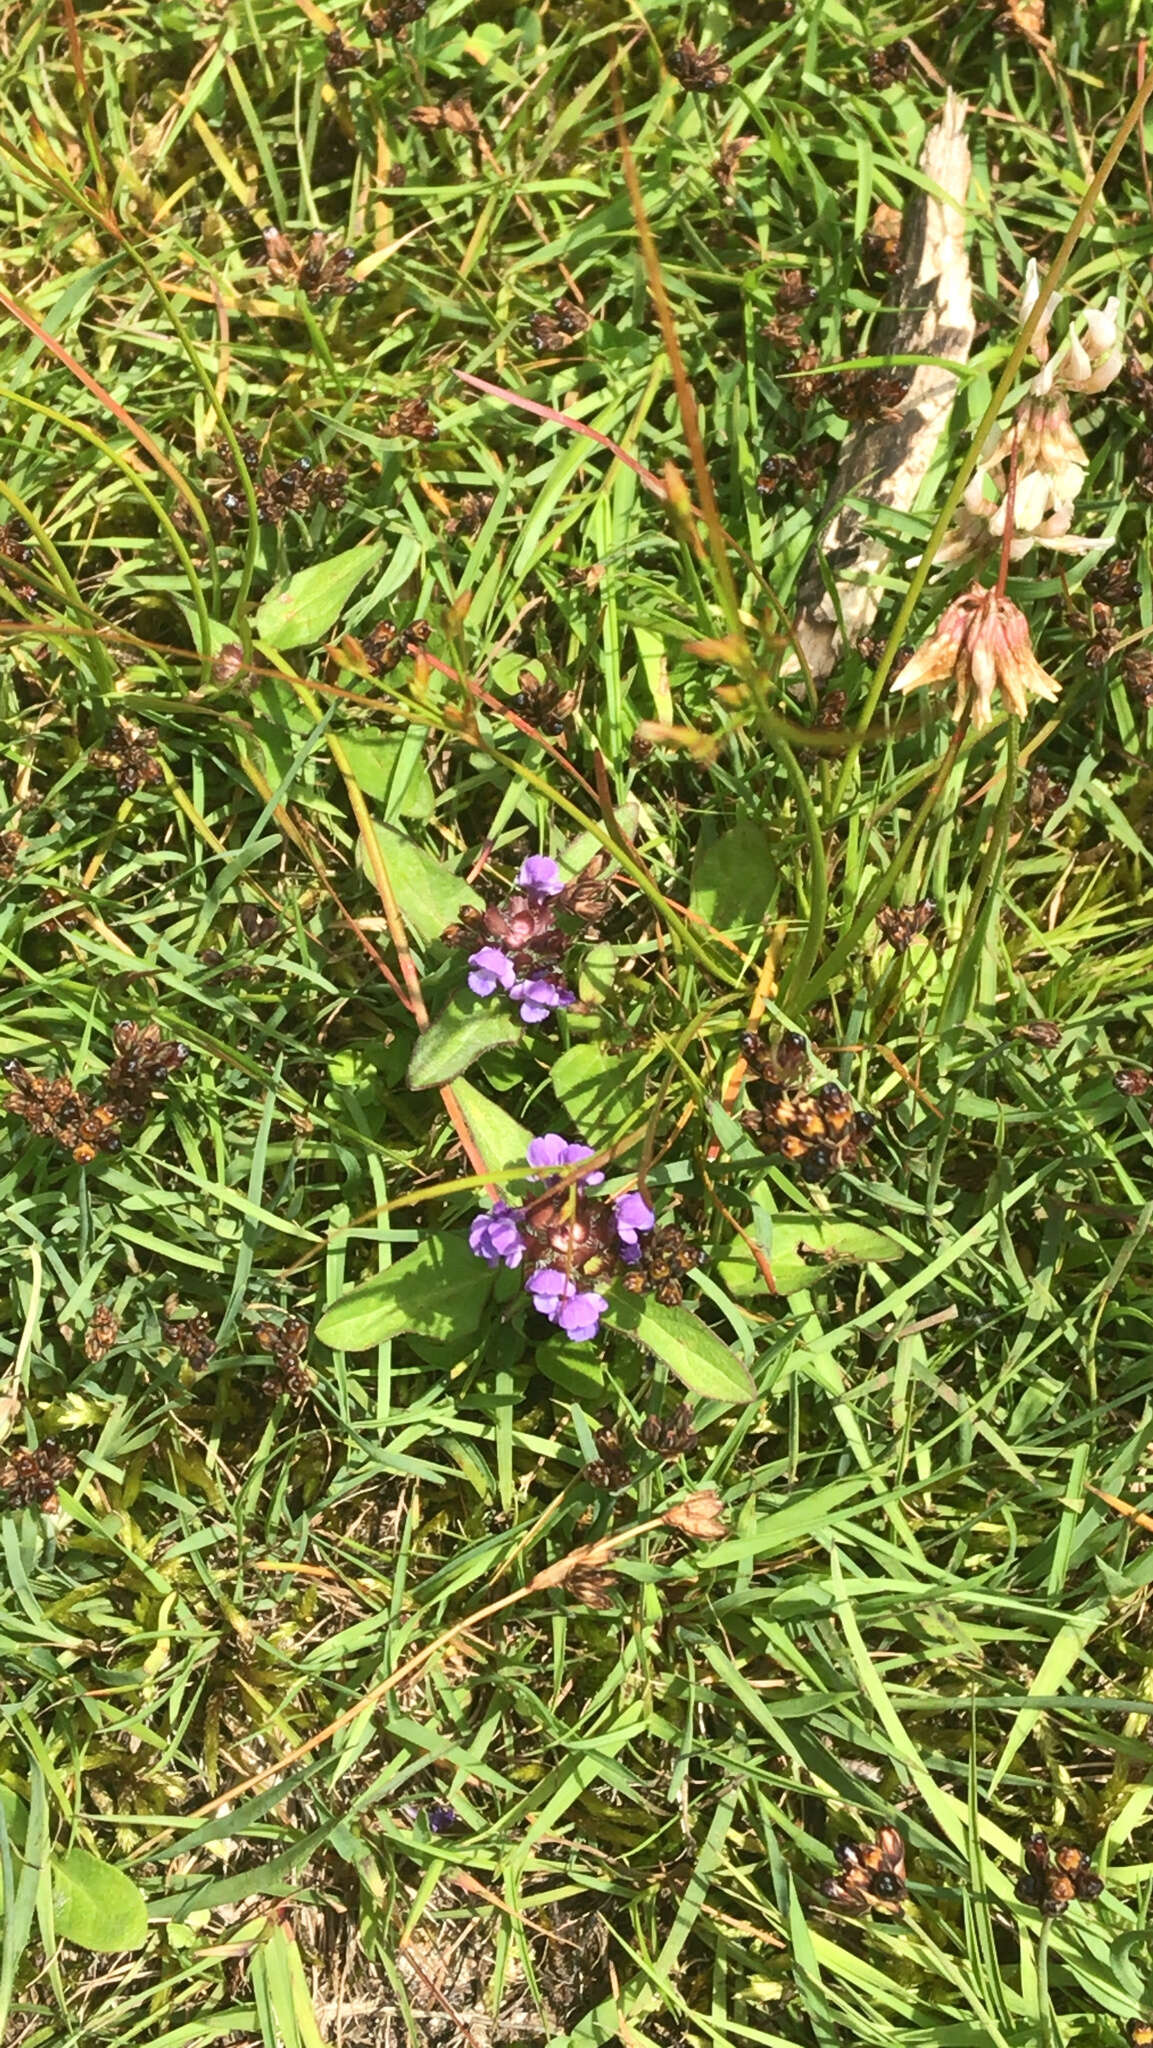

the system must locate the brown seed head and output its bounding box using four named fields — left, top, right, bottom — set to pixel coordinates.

left=664, top=1489, right=727, bottom=1541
